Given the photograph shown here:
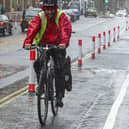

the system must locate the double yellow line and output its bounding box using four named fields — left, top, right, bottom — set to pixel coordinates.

left=0, top=86, right=28, bottom=108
